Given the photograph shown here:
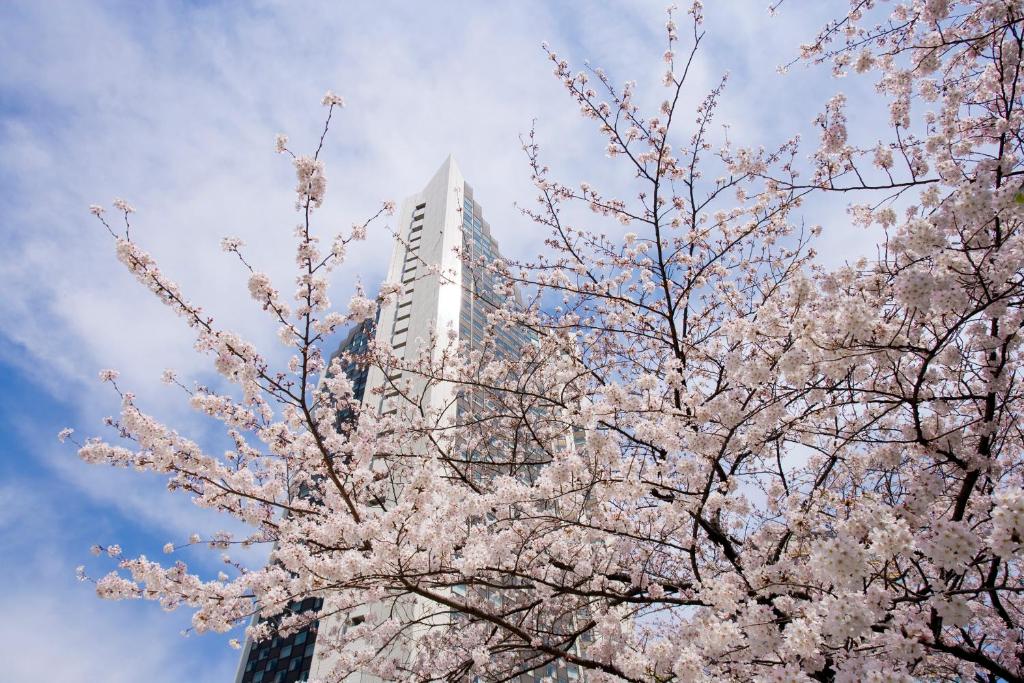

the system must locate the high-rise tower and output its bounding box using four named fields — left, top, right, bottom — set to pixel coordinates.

left=236, top=157, right=553, bottom=683
left=310, top=155, right=527, bottom=682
